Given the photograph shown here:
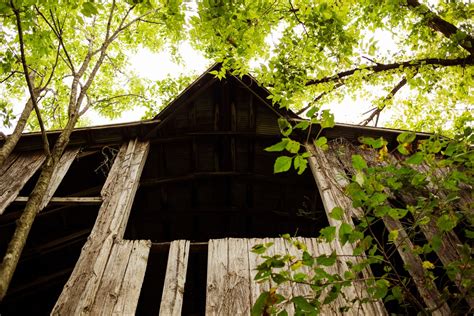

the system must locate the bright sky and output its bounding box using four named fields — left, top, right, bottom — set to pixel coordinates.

left=86, top=28, right=399, bottom=129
